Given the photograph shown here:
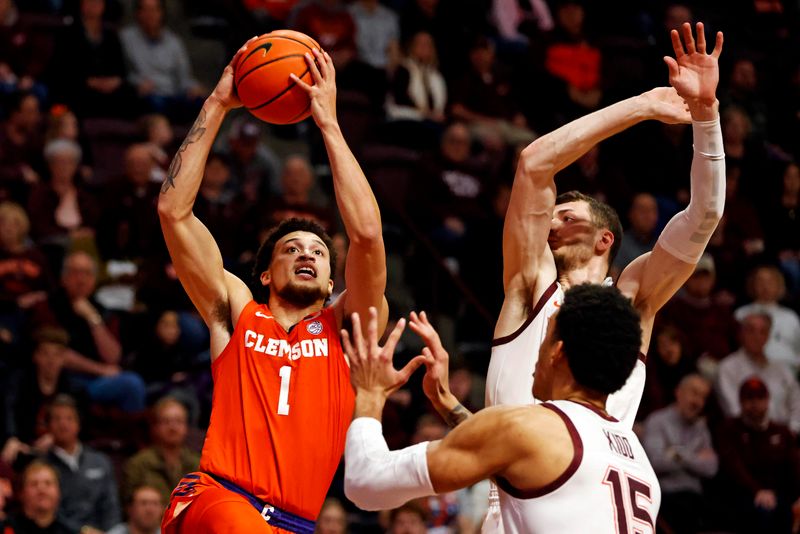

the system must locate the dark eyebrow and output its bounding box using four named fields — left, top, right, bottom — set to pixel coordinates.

left=284, top=237, right=327, bottom=249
